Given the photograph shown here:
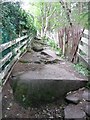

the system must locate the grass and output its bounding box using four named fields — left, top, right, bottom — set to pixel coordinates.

left=74, top=62, right=90, bottom=76
left=74, top=62, right=90, bottom=89
left=46, top=38, right=62, bottom=56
